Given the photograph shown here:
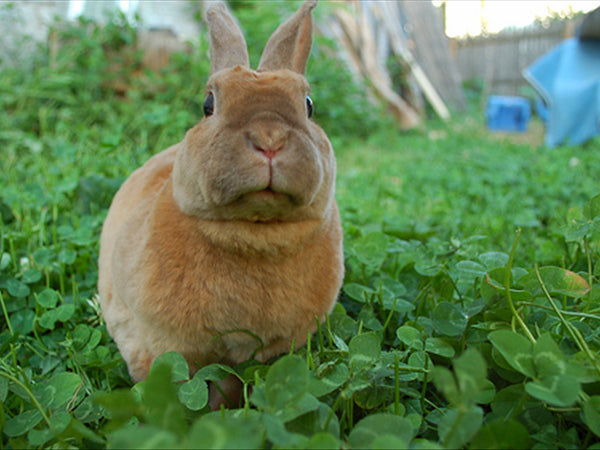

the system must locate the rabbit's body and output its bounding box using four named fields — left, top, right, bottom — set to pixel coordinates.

left=98, top=137, right=343, bottom=382
left=98, top=0, right=343, bottom=393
